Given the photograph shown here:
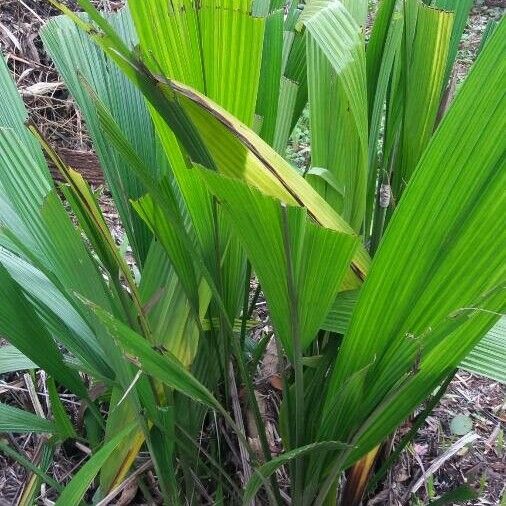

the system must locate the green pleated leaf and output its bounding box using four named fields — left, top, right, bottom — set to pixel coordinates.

left=41, top=10, right=165, bottom=267
left=366, top=0, right=398, bottom=118
left=366, top=12, right=403, bottom=209
left=0, top=56, right=118, bottom=318
left=49, top=1, right=371, bottom=290
left=346, top=302, right=504, bottom=468
left=321, top=289, right=359, bottom=334
left=432, top=0, right=474, bottom=85
left=283, top=28, right=309, bottom=132
left=256, top=9, right=284, bottom=145
left=0, top=246, right=112, bottom=379
left=199, top=169, right=359, bottom=356
left=304, top=0, right=368, bottom=230
left=0, top=127, right=51, bottom=244
left=139, top=246, right=208, bottom=369
left=272, top=76, right=299, bottom=153
left=341, top=0, right=368, bottom=27
left=0, top=57, right=48, bottom=174
left=166, top=80, right=371, bottom=289
left=31, top=126, right=152, bottom=340
left=320, top=15, right=506, bottom=467
left=38, top=190, right=117, bottom=313
left=392, top=1, right=454, bottom=198
left=84, top=299, right=223, bottom=412
left=129, top=0, right=264, bottom=127
left=202, top=1, right=265, bottom=125
left=50, top=0, right=214, bottom=170
left=321, top=293, right=506, bottom=383
left=461, top=317, right=506, bottom=384
left=0, top=403, right=55, bottom=434
left=0, top=265, right=88, bottom=398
